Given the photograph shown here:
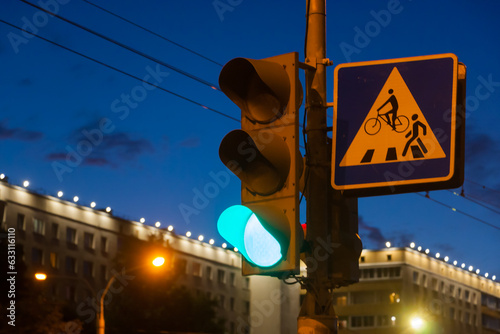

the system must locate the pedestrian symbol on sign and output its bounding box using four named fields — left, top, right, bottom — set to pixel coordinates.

left=339, top=67, right=446, bottom=167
